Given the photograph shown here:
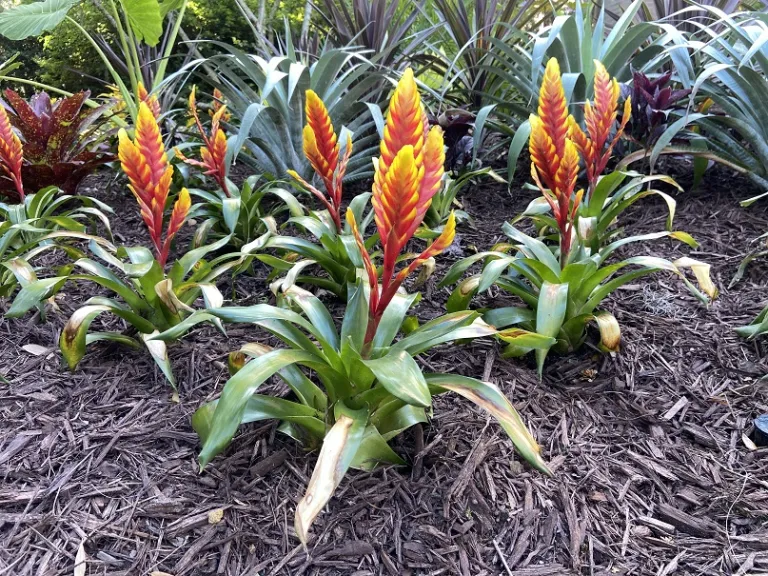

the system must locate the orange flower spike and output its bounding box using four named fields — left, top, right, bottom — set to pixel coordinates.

left=346, top=208, right=379, bottom=313
left=304, top=90, right=339, bottom=193
left=160, top=188, right=191, bottom=265
left=555, top=140, right=580, bottom=258
left=211, top=89, right=231, bottom=123
left=538, top=58, right=570, bottom=162
left=179, top=86, right=230, bottom=196
left=118, top=102, right=176, bottom=266
left=379, top=68, right=424, bottom=178
left=0, top=104, right=24, bottom=201
left=373, top=144, right=422, bottom=283
left=591, top=61, right=620, bottom=150
left=137, top=82, right=161, bottom=120
left=574, top=61, right=632, bottom=196
left=529, top=114, right=559, bottom=193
